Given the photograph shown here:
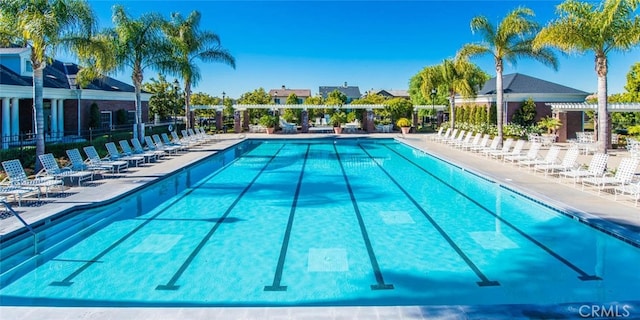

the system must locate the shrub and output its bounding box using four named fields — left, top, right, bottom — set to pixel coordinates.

left=258, top=115, right=278, bottom=128
left=396, top=117, right=412, bottom=127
